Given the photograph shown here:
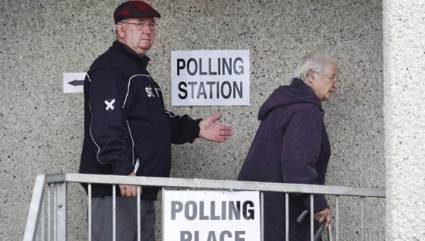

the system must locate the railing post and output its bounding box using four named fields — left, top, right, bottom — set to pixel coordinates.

left=48, top=184, right=51, bottom=241
left=310, top=195, right=314, bottom=241
left=335, top=196, right=339, bottom=241
left=162, top=187, right=165, bottom=241
left=260, top=192, right=264, bottom=241
left=23, top=175, right=46, bottom=241
left=55, top=182, right=67, bottom=241
left=285, top=193, right=289, bottom=241
left=39, top=191, right=45, bottom=241
left=361, top=197, right=365, bottom=241
left=112, top=185, right=117, bottom=241
left=88, top=184, right=92, bottom=241
left=137, top=186, right=141, bottom=241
